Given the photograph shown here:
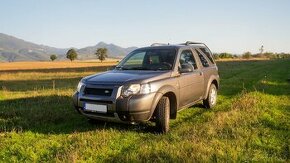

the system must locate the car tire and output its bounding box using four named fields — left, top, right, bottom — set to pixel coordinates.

left=203, top=84, right=217, bottom=109
left=155, top=96, right=170, bottom=133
